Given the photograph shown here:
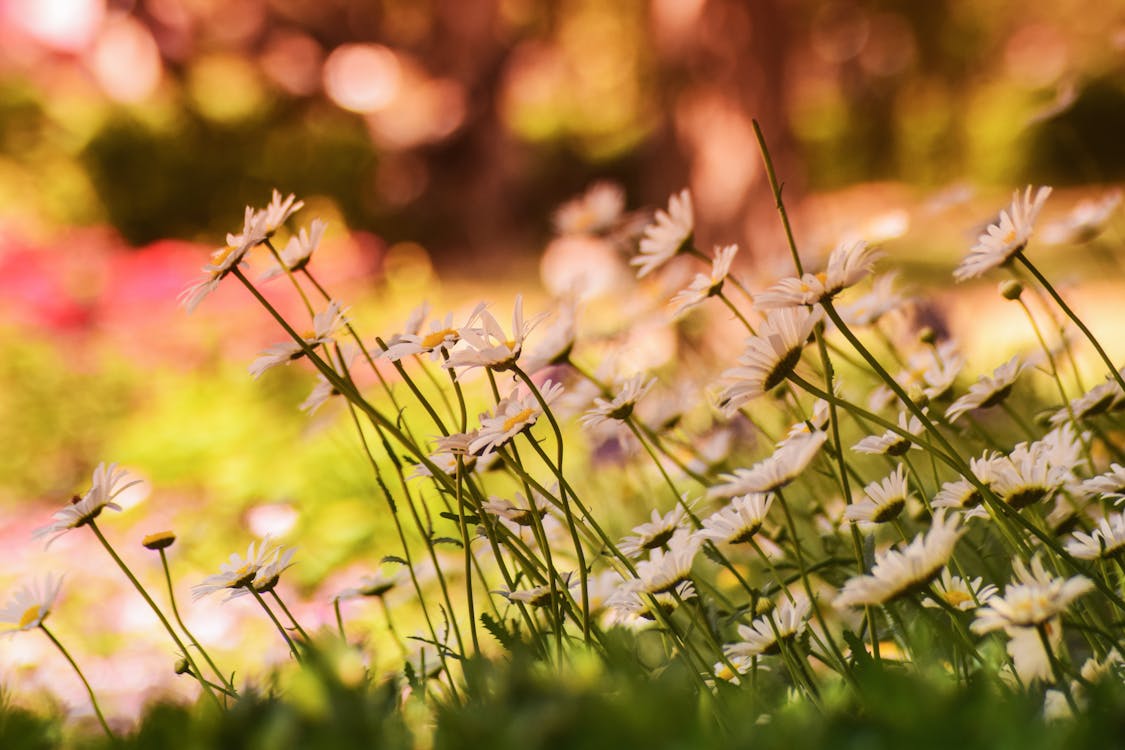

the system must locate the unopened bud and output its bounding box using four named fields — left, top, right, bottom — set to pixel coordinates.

left=142, top=530, right=176, bottom=551
left=1000, top=280, right=1023, bottom=301
left=918, top=326, right=936, bottom=345
left=174, top=657, right=192, bottom=675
